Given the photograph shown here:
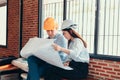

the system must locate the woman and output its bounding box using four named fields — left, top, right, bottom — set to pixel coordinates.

left=44, top=20, right=90, bottom=80
left=27, top=17, right=67, bottom=80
